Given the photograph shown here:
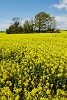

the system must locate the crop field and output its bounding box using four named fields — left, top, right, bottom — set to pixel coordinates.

left=0, top=31, right=67, bottom=100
